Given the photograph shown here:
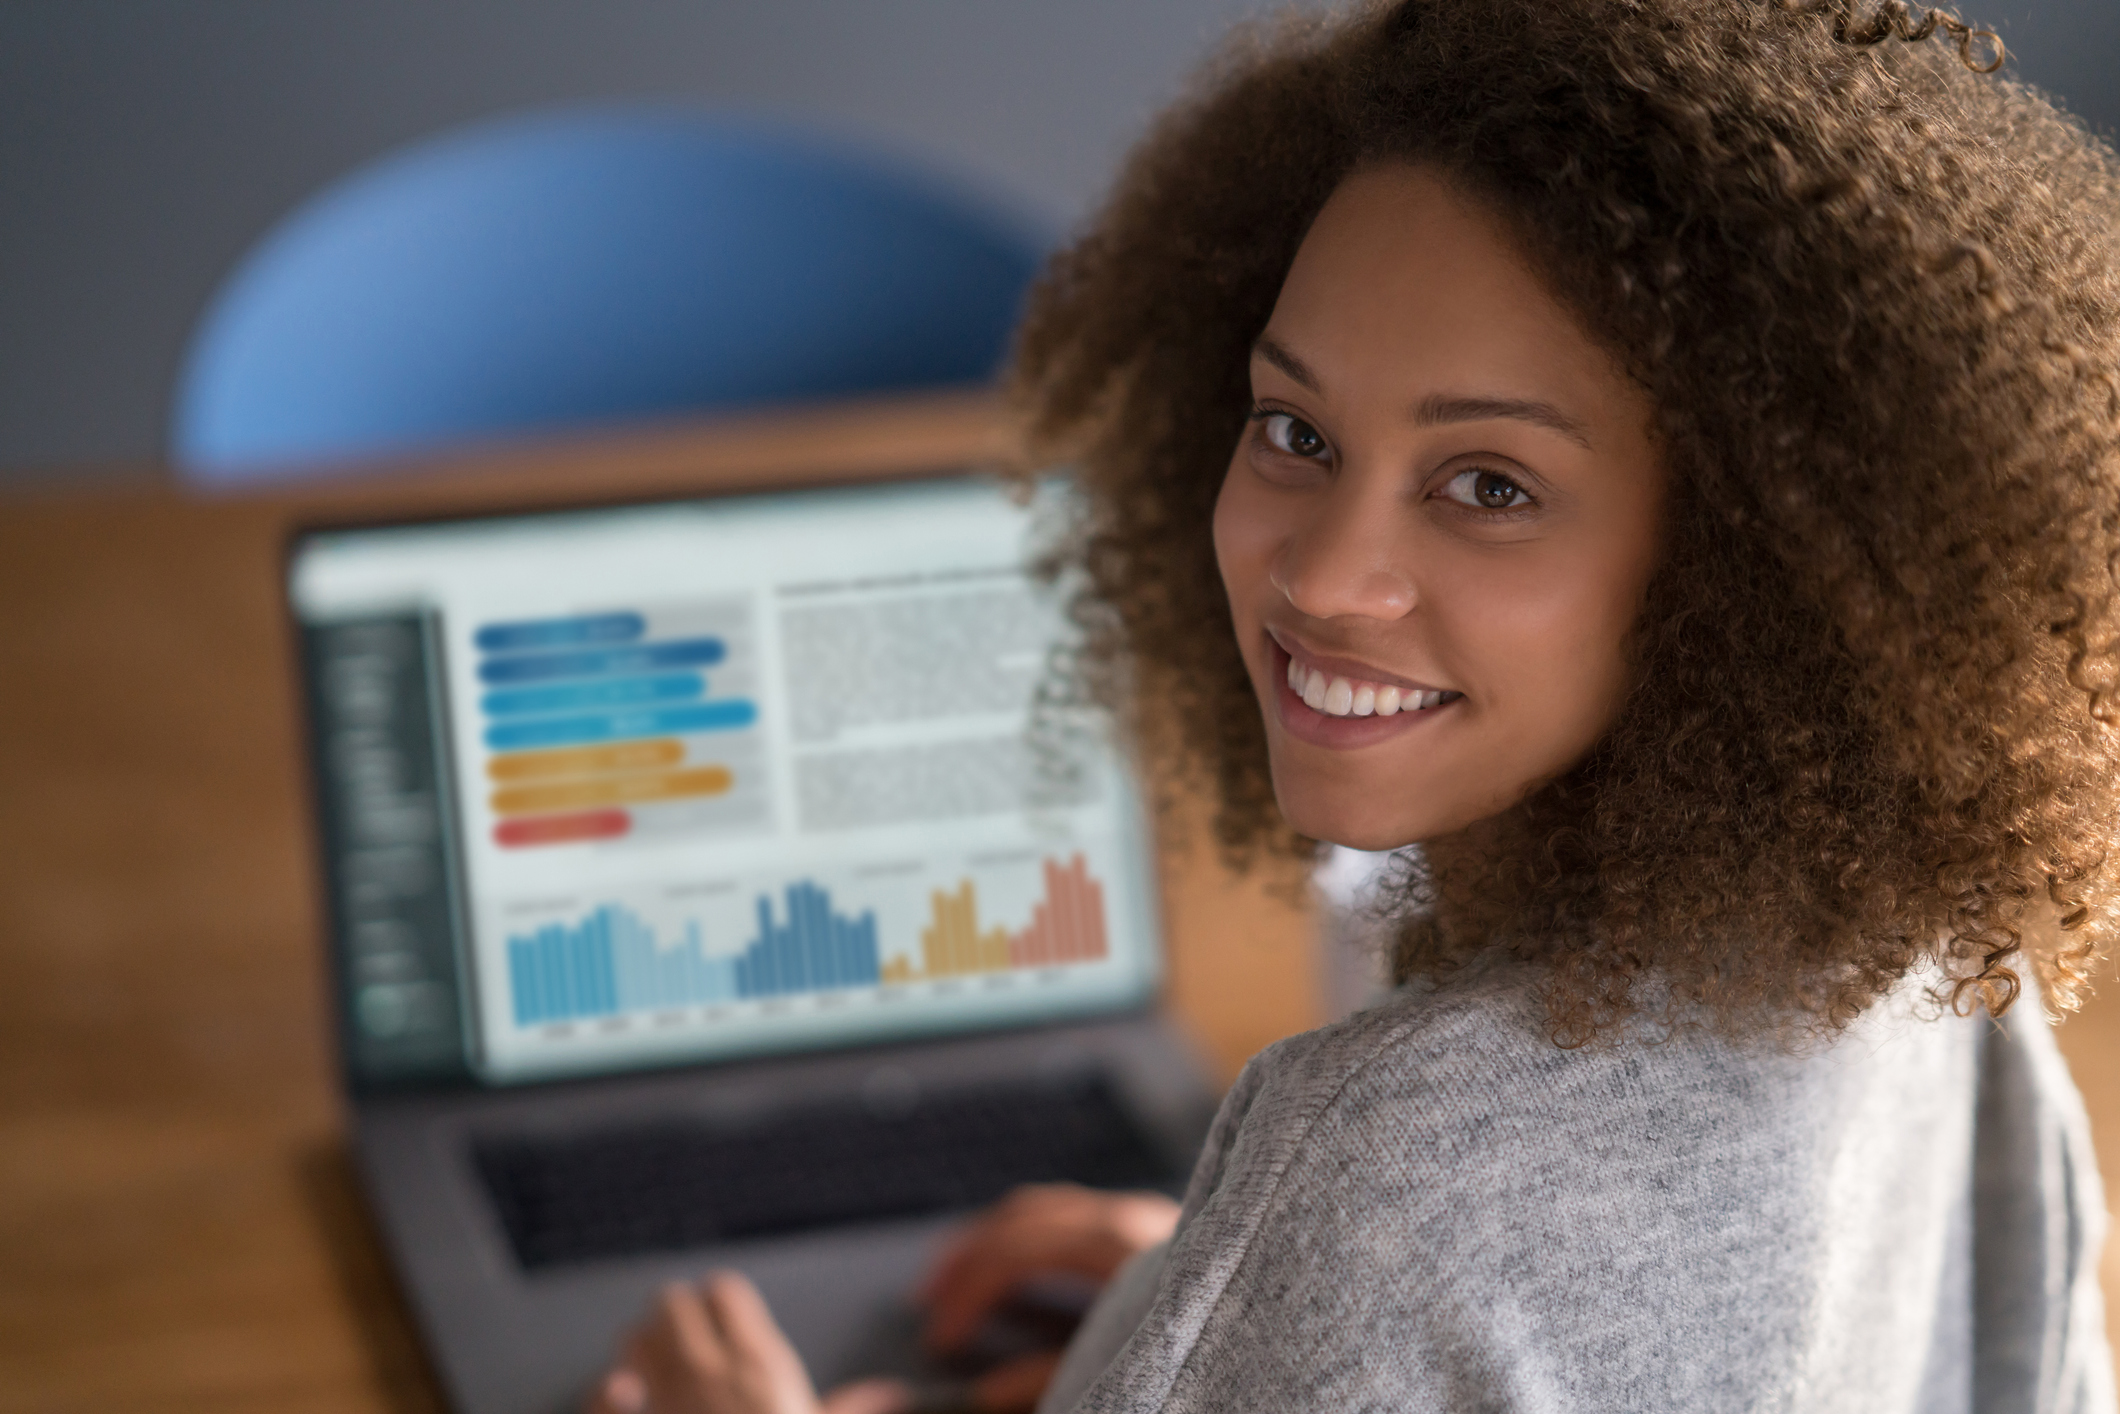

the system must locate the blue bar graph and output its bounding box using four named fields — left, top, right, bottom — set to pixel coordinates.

left=481, top=671, right=706, bottom=718
left=476, top=612, right=646, bottom=653
left=483, top=699, right=757, bottom=751
left=508, top=904, right=735, bottom=1026
left=735, top=881, right=882, bottom=999
left=506, top=879, right=882, bottom=1027
left=478, top=637, right=726, bottom=685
